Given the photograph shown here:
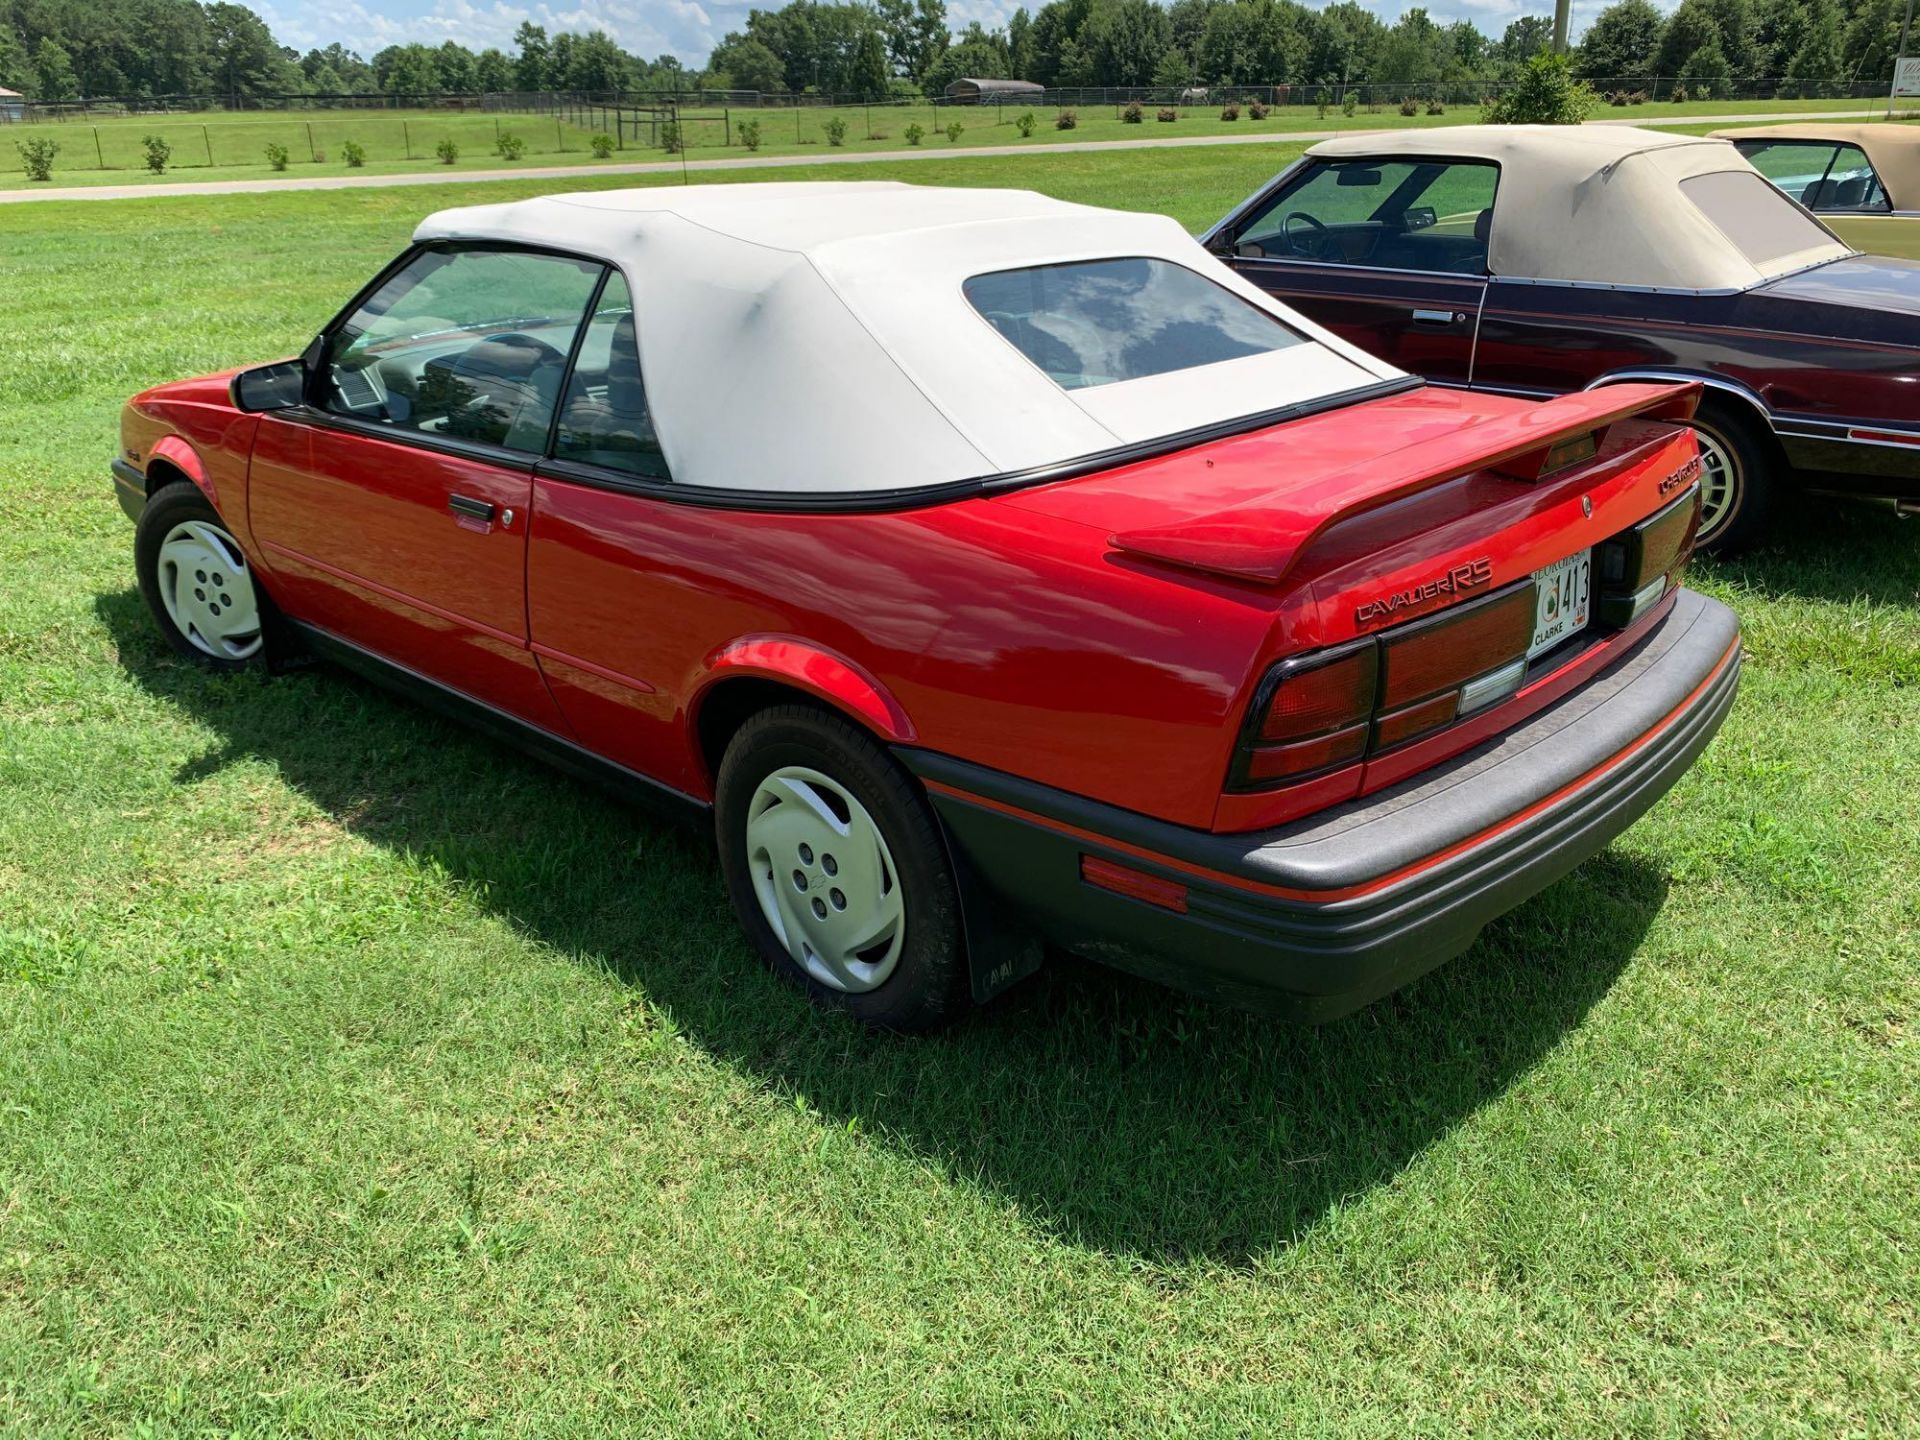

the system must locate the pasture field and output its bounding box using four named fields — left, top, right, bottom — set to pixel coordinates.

left=1, top=151, right=1917, bottom=1435
left=2, top=95, right=1902, bottom=189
